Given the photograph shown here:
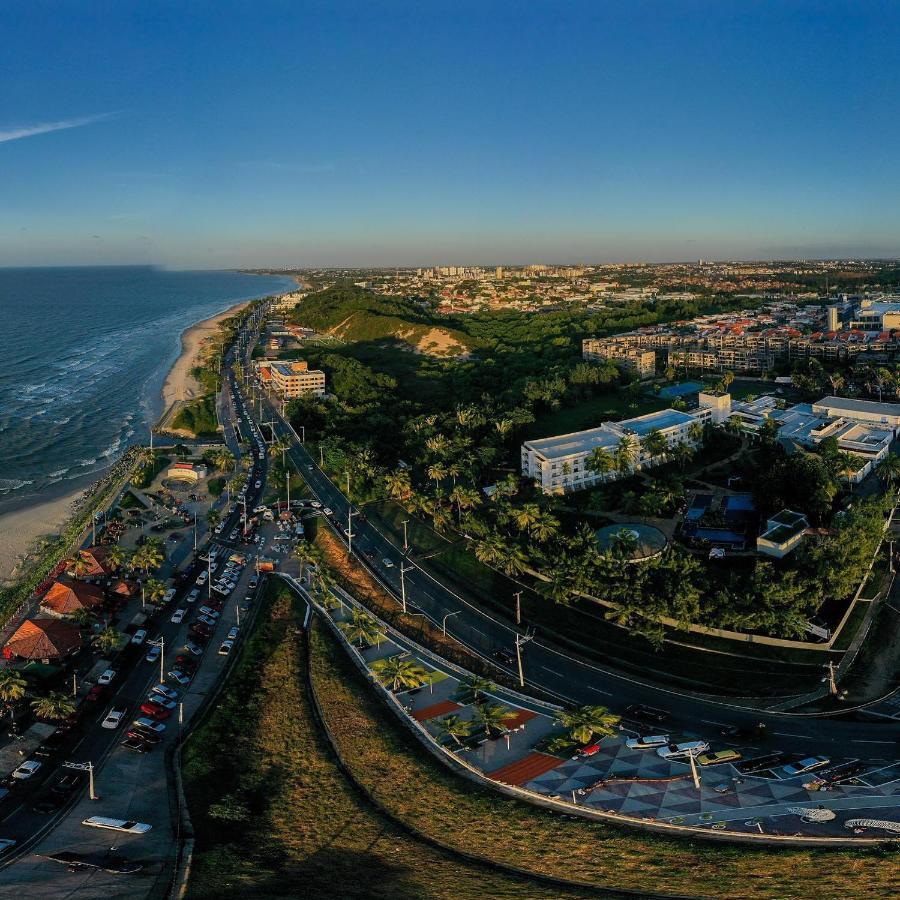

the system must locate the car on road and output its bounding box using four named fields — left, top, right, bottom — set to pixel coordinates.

left=120, top=737, right=152, bottom=753
left=34, top=732, right=66, bottom=758
left=255, top=480, right=262, bottom=488
left=783, top=756, right=830, bottom=776
left=133, top=717, right=166, bottom=733
left=0, top=840, right=16, bottom=855
left=145, top=645, right=161, bottom=664
left=323, top=507, right=332, bottom=516
left=382, top=558, right=394, bottom=568
left=82, top=816, right=152, bottom=835
left=625, top=735, right=670, bottom=750
left=131, top=629, right=148, bottom=645
left=697, top=749, right=742, bottom=766
left=187, top=589, right=200, bottom=603
left=171, top=608, right=187, bottom=624
left=97, top=669, right=117, bottom=686
left=50, top=773, right=82, bottom=794
left=248, top=576, right=258, bottom=589
left=218, top=640, right=234, bottom=656
left=227, top=626, right=239, bottom=640
left=196, top=571, right=208, bottom=586
left=101, top=708, right=127, bottom=729
left=11, top=760, right=42, bottom=780
left=625, top=705, right=669, bottom=723
left=656, top=741, right=710, bottom=760
left=492, top=648, right=515, bottom=666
